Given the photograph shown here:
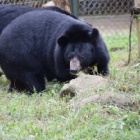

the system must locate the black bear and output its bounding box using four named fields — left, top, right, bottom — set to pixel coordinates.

left=0, top=4, right=77, bottom=34
left=0, top=10, right=110, bottom=94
